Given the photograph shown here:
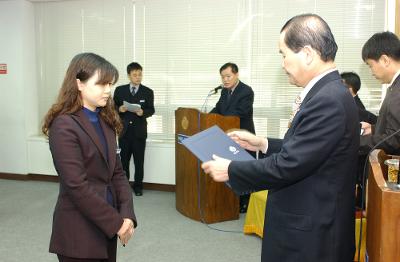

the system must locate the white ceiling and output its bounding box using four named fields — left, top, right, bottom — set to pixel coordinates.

left=28, top=0, right=79, bottom=2
left=0, top=0, right=80, bottom=2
